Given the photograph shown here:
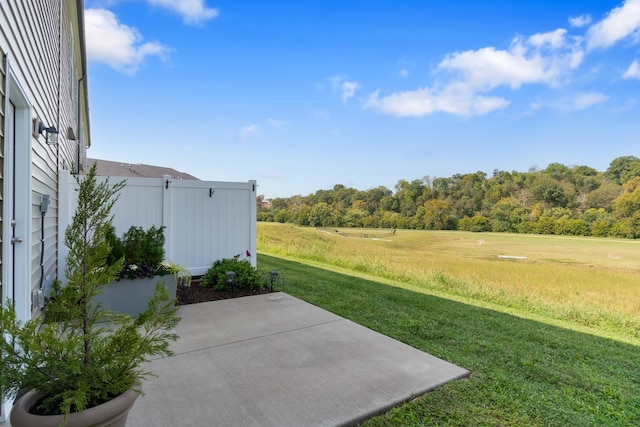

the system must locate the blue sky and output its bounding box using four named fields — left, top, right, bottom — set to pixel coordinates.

left=84, top=0, right=640, bottom=199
